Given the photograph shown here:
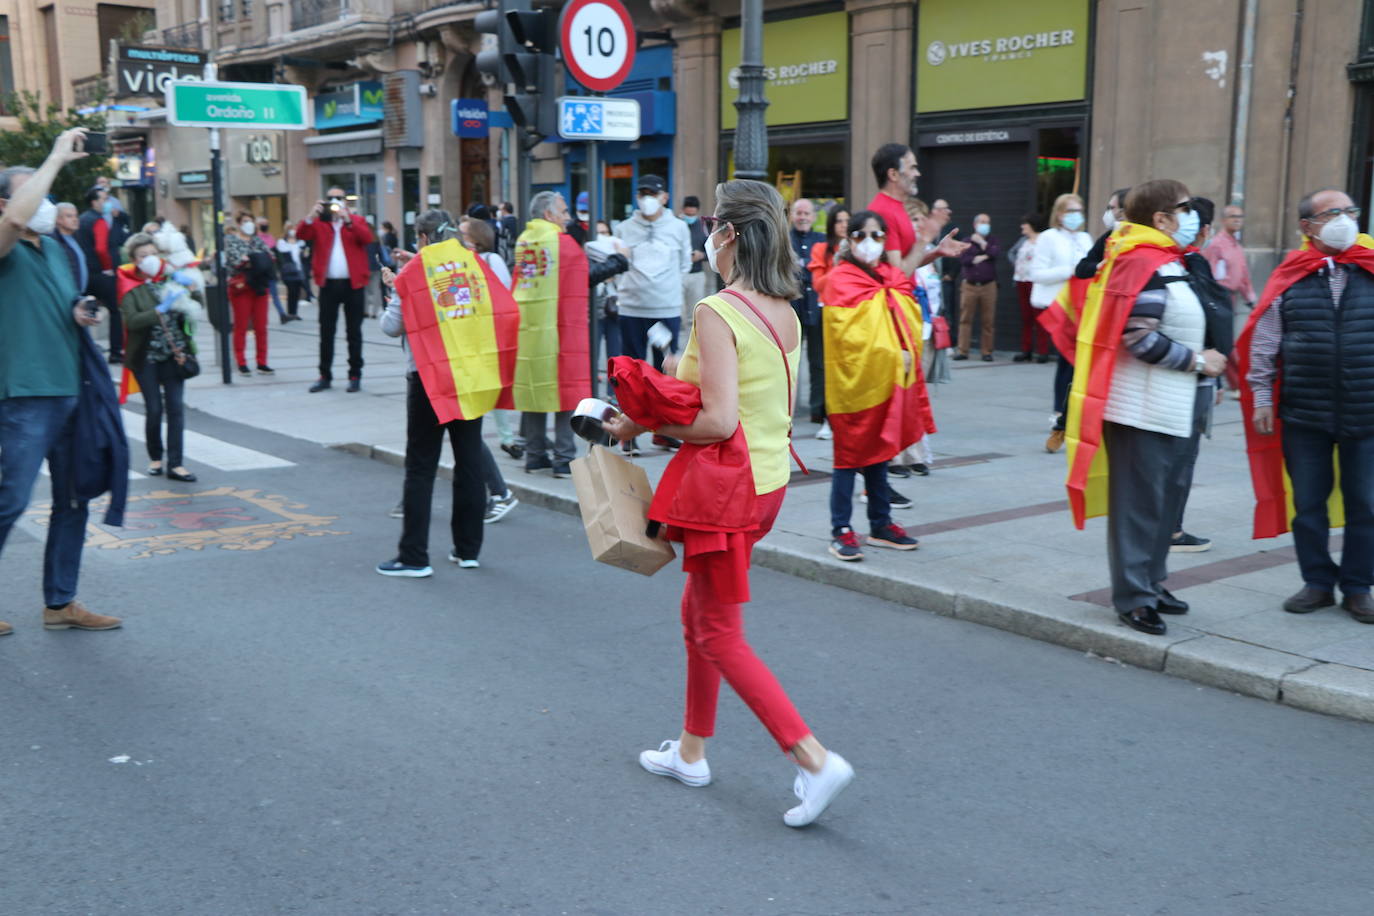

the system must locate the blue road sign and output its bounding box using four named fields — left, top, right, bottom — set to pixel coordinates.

left=556, top=96, right=641, bottom=141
